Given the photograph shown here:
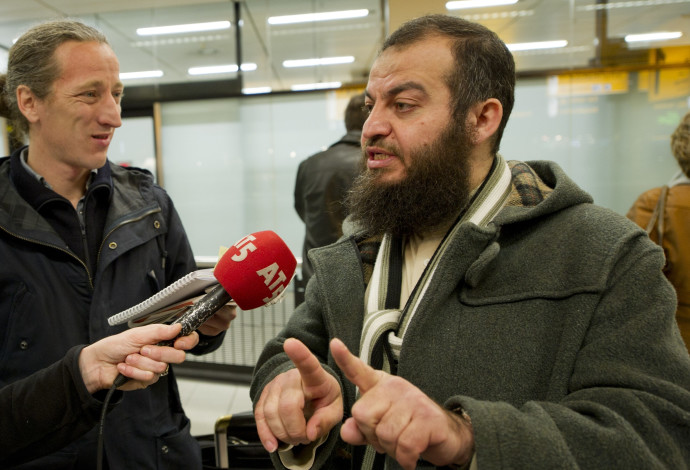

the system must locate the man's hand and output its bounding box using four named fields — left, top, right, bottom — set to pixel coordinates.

left=254, top=338, right=344, bottom=453
left=79, top=323, right=199, bottom=393
left=330, top=338, right=474, bottom=470
left=197, top=303, right=237, bottom=337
